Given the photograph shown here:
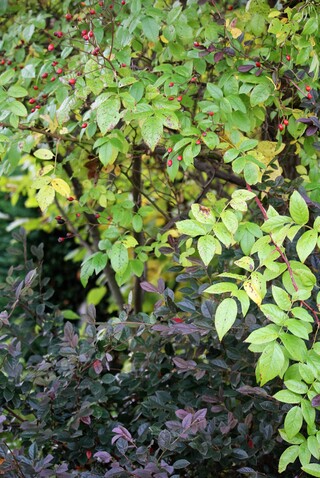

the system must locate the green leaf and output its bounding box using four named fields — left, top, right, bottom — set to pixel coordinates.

left=250, top=84, right=272, bottom=107
left=202, top=132, right=219, bottom=149
left=91, top=252, right=108, bottom=274
left=245, top=324, right=279, bottom=344
left=206, top=83, right=223, bottom=99
left=197, top=235, right=216, bottom=266
left=244, top=161, right=260, bottom=185
left=110, top=242, right=129, bottom=274
left=284, top=406, right=303, bottom=439
left=205, top=282, right=238, bottom=294
left=278, top=445, right=299, bottom=473
left=141, top=16, right=160, bottom=42
left=7, top=85, right=28, bottom=98
left=96, top=98, right=121, bottom=134
left=274, top=390, right=302, bottom=404
left=302, top=464, right=320, bottom=477
left=7, top=100, right=27, bottom=117
left=132, top=214, right=143, bottom=232
left=284, top=380, right=309, bottom=394
left=296, top=229, right=317, bottom=263
left=141, top=116, right=163, bottom=151
left=0, top=69, right=14, bottom=86
left=176, top=220, right=207, bottom=237
left=215, top=297, right=238, bottom=340
left=258, top=342, right=285, bottom=385
left=80, top=260, right=94, bottom=287
left=289, top=191, right=309, bottom=225
left=213, top=222, right=233, bottom=247
left=34, top=149, right=54, bottom=160
left=191, top=204, right=215, bottom=224
left=272, top=285, right=291, bottom=311
left=280, top=332, right=307, bottom=361
left=285, top=319, right=311, bottom=340
left=220, top=210, right=238, bottom=234
left=301, top=399, right=316, bottom=427
left=234, top=256, right=254, bottom=272
left=51, top=178, right=70, bottom=197
left=36, top=185, right=55, bottom=211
